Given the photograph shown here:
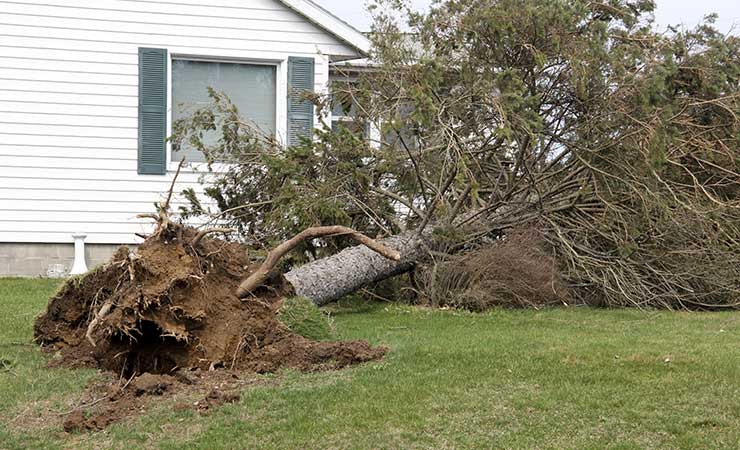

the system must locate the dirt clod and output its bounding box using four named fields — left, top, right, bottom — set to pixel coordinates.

left=132, top=373, right=174, bottom=396
left=63, top=406, right=117, bottom=433
left=62, top=410, right=87, bottom=433
left=34, top=226, right=386, bottom=431
left=196, top=389, right=241, bottom=413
